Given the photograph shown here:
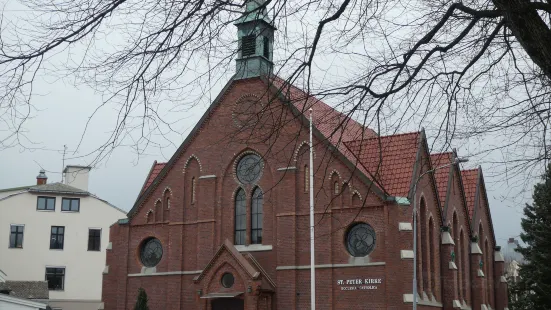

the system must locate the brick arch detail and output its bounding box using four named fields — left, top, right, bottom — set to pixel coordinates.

left=182, top=154, right=203, bottom=173
left=293, top=141, right=316, bottom=162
